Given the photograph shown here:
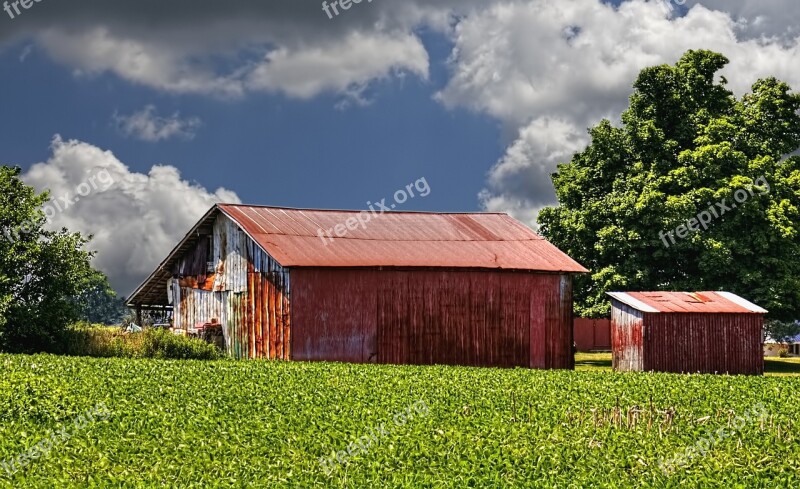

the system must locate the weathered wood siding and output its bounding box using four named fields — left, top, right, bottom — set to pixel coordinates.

left=171, top=214, right=290, bottom=359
